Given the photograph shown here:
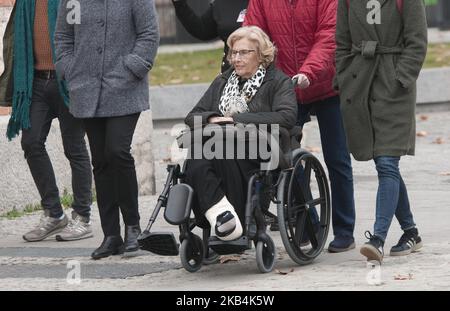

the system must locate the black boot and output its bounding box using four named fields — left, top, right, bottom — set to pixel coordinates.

left=91, top=236, right=124, bottom=260
left=124, top=225, right=141, bottom=252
